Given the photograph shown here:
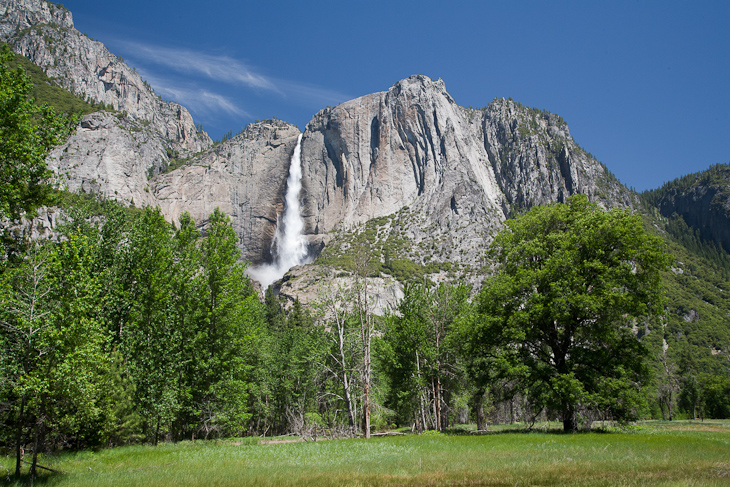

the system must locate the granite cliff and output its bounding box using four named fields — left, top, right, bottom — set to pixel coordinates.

left=644, top=163, right=730, bottom=254
left=482, top=98, right=632, bottom=210
left=0, top=0, right=212, bottom=209
left=1, top=1, right=637, bottom=287
left=294, top=75, right=634, bottom=292
left=152, top=120, right=301, bottom=265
